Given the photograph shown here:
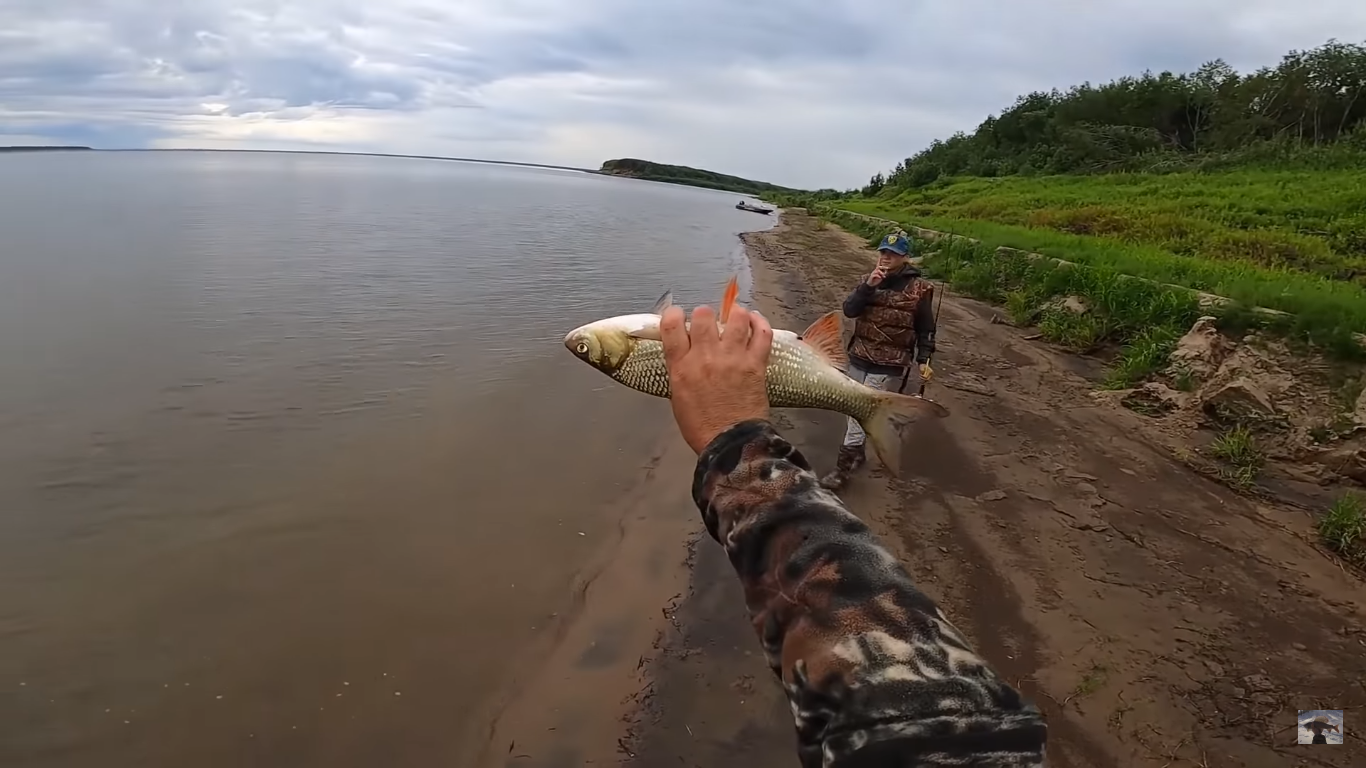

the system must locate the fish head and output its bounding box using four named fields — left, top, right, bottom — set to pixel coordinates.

left=563, top=316, right=646, bottom=375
